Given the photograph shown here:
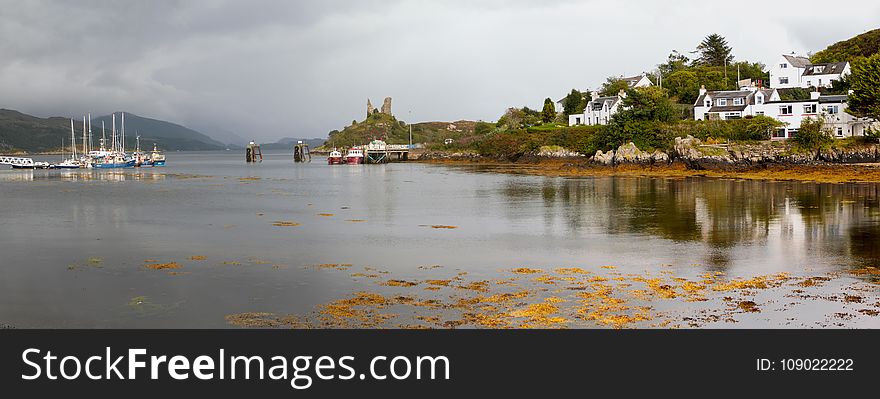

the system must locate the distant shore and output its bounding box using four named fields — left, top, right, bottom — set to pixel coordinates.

left=417, top=156, right=880, bottom=184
